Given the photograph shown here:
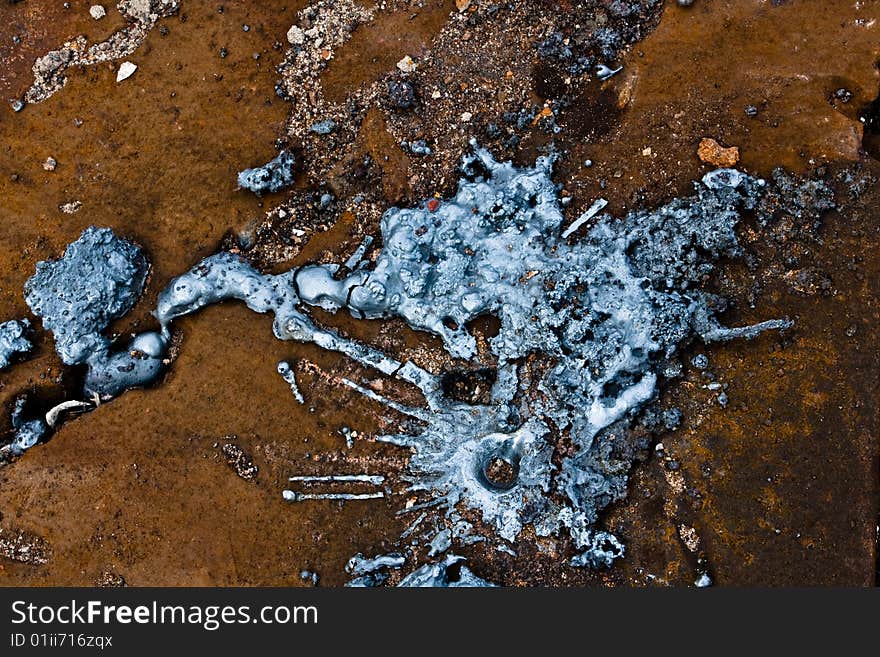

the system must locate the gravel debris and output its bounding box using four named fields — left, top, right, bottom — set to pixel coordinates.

left=0, top=527, right=50, bottom=565
left=25, top=1, right=178, bottom=104
left=221, top=442, right=259, bottom=481
left=396, top=55, right=417, bottom=73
